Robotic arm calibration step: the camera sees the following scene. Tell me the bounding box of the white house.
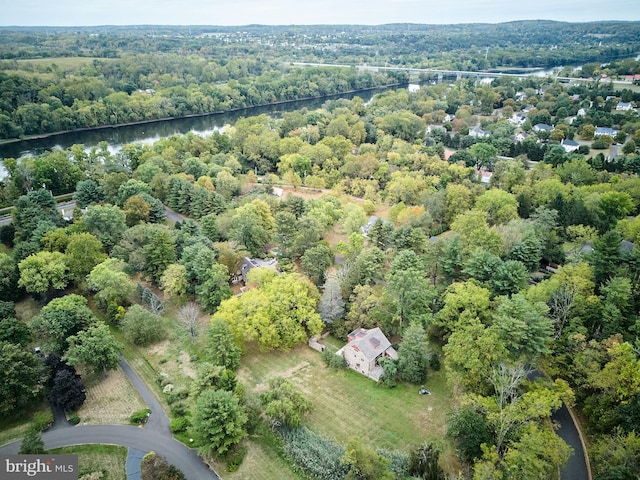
[469,126,491,138]
[594,127,619,137]
[336,328,398,381]
[616,102,633,111]
[561,139,580,153]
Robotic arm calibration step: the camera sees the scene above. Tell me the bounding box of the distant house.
[532,123,553,133]
[476,169,493,185]
[616,102,633,111]
[561,139,580,153]
[469,126,491,138]
[514,131,530,143]
[234,257,279,284]
[510,113,527,126]
[336,328,398,381]
[577,108,587,117]
[594,127,619,137]
[272,187,284,197]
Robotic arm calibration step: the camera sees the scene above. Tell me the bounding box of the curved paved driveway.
[0,357,219,480]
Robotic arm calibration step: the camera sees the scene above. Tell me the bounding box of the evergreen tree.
[397,322,430,384]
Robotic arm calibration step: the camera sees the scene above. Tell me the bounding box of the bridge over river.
[290,61,577,82]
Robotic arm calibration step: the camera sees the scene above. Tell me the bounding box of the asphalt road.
[0,357,219,480]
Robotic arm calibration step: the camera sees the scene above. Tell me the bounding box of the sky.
[2,0,639,26]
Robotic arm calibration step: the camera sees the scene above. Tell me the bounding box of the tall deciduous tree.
[48,369,86,412]
[87,258,136,309]
[65,323,121,376]
[212,273,323,351]
[228,199,275,256]
[18,251,69,297]
[0,341,45,415]
[30,294,96,354]
[192,389,247,456]
[65,232,107,283]
[121,305,165,346]
[177,302,203,343]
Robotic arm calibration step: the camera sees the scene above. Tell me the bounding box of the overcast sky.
[2,0,639,26]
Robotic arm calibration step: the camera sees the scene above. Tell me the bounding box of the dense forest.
[1,68,640,479]
[1,21,640,139]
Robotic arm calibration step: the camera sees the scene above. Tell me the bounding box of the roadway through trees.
[0,357,220,479]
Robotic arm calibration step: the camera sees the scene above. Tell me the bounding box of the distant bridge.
[289,62,577,82]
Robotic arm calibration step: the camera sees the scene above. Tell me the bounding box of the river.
[0,88,385,175]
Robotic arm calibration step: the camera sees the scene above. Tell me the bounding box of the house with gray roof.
[336,327,398,381]
[594,127,619,137]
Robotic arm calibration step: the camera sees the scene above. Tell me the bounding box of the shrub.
[68,414,81,425]
[141,452,185,480]
[378,448,410,479]
[226,445,247,472]
[279,427,348,480]
[130,408,152,425]
[170,402,189,417]
[321,349,347,369]
[121,304,165,346]
[32,411,54,432]
[170,417,190,434]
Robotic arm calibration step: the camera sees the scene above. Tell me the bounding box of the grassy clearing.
[14,57,116,68]
[238,343,460,474]
[75,366,146,425]
[49,444,127,480]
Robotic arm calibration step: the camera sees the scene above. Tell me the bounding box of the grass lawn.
[75,366,146,425]
[238,343,460,474]
[49,444,127,480]
[0,402,49,447]
[212,433,306,480]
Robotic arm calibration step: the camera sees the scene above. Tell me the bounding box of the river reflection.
[0,90,383,162]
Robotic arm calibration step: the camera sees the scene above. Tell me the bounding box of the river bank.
[0,84,401,147]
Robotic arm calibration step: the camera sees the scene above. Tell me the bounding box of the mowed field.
[236,343,460,474]
[13,57,116,68]
[50,445,127,480]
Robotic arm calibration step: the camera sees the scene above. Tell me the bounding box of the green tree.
[143,228,176,284]
[447,406,493,464]
[82,204,127,252]
[160,263,188,301]
[192,389,247,456]
[121,304,165,346]
[18,251,69,297]
[474,189,519,226]
[87,258,136,309]
[490,294,552,362]
[469,143,498,169]
[207,317,241,371]
[228,199,275,256]
[30,294,97,354]
[301,243,333,285]
[409,443,446,480]
[341,436,394,480]
[387,250,434,330]
[397,322,430,384]
[213,273,323,351]
[65,232,107,283]
[260,376,312,428]
[124,195,151,226]
[64,323,121,376]
[73,179,104,207]
[0,341,45,415]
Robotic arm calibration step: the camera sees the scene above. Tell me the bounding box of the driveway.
[0,357,219,480]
